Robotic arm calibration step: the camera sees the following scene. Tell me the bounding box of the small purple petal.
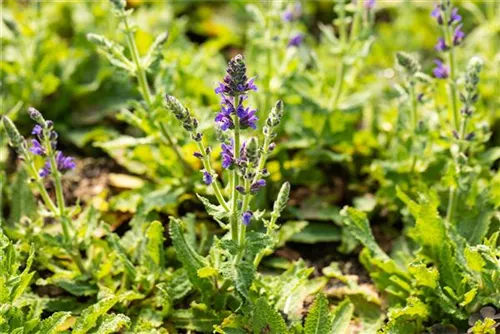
[433,59,449,79]
[203,170,213,185]
[32,125,43,137]
[242,210,253,226]
[29,139,45,156]
[287,33,304,48]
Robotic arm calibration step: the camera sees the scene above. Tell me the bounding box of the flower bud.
[110,0,126,10]
[28,107,46,126]
[246,137,259,166]
[3,16,20,36]
[2,116,25,151]
[396,52,421,75]
[273,182,290,216]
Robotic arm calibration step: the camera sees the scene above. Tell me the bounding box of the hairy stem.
[195,141,230,211]
[122,14,192,173]
[230,96,241,243]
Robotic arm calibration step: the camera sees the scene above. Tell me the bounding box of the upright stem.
[25,161,57,213]
[409,81,418,173]
[195,141,230,212]
[328,61,346,110]
[446,116,468,223]
[441,11,459,130]
[230,96,242,243]
[122,15,192,173]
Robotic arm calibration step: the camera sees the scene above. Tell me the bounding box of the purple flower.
[30,139,45,156]
[364,0,375,9]
[32,125,43,137]
[431,5,444,25]
[282,3,302,22]
[221,143,235,169]
[449,8,462,25]
[203,170,213,185]
[282,9,294,22]
[433,59,449,79]
[250,179,266,194]
[287,33,304,48]
[238,107,258,130]
[242,210,253,226]
[215,112,234,131]
[193,152,203,159]
[453,25,465,46]
[40,151,75,177]
[435,38,449,52]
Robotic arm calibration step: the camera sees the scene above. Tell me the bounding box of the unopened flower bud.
[28,107,46,126]
[246,137,259,166]
[2,116,25,152]
[273,182,290,217]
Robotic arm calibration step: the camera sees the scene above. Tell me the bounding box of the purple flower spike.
[32,125,43,137]
[215,112,234,131]
[203,170,213,185]
[453,25,465,46]
[250,179,266,194]
[287,33,304,48]
[30,139,45,156]
[435,38,449,52]
[433,59,449,79]
[242,210,253,226]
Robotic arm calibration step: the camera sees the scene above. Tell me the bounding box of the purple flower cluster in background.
[431,2,465,79]
[433,60,449,79]
[287,33,304,48]
[215,55,258,131]
[282,3,302,22]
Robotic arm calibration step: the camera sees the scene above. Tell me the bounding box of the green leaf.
[289,223,341,244]
[330,299,354,334]
[246,231,272,261]
[145,220,165,268]
[220,260,255,299]
[304,293,331,334]
[8,169,36,225]
[169,217,213,298]
[33,311,71,334]
[340,206,388,260]
[72,296,119,334]
[196,194,229,227]
[91,314,130,334]
[396,188,446,261]
[251,298,288,334]
[108,234,137,281]
[10,245,35,302]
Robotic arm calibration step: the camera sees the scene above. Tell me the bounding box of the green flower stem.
[195,140,230,212]
[409,81,419,172]
[446,116,468,223]
[24,159,58,213]
[253,213,279,268]
[230,97,242,243]
[350,0,364,42]
[122,14,192,174]
[328,61,346,110]
[442,10,460,130]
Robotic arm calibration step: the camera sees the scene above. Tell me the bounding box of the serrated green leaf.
[330,299,354,334]
[251,298,288,334]
[8,169,36,225]
[33,312,71,334]
[72,296,119,334]
[91,313,130,334]
[304,293,331,334]
[145,220,165,268]
[340,206,388,260]
[169,217,213,298]
[108,234,137,281]
[11,245,35,302]
[246,231,272,261]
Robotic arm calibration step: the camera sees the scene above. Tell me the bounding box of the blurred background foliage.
[1,0,499,248]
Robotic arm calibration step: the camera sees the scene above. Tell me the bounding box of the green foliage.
[304,293,331,334]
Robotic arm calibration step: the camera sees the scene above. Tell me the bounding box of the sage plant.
[165,54,289,294]
[2,109,85,274]
[87,0,192,178]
